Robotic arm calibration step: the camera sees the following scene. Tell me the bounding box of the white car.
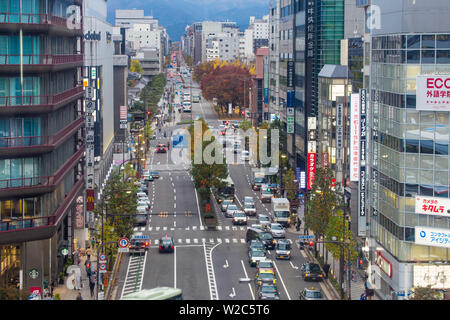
[232,211,248,225]
[244,196,255,204]
[268,223,286,238]
[138,200,150,210]
[137,192,147,198]
[226,204,239,218]
[258,214,271,229]
[137,205,148,214]
[243,203,256,216]
[241,150,249,161]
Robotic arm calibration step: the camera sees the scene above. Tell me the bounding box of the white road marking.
[174,246,177,288]
[240,260,255,300]
[194,238,198,243]
[240,239,245,243]
[186,239,191,244]
[232,238,238,243]
[156,227,160,231]
[272,260,292,300]
[200,226,205,231]
[225,239,230,243]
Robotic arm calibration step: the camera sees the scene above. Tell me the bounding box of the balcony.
[0,12,83,36]
[0,145,84,199]
[0,117,83,158]
[0,85,83,114]
[0,54,83,73]
[0,177,84,245]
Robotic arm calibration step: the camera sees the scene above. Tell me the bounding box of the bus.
[212,175,235,203]
[121,287,182,300]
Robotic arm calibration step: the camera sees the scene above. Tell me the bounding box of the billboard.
[415,196,450,217]
[350,93,360,182]
[307,153,316,189]
[415,226,450,248]
[416,75,450,111]
[358,89,367,237]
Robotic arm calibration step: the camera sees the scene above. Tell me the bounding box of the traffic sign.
[298,235,315,240]
[118,237,129,248]
[99,263,107,274]
[99,254,107,264]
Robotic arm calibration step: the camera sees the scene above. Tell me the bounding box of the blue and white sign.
[118,237,130,248]
[415,226,450,248]
[299,235,315,240]
[173,134,187,149]
[131,235,149,240]
[99,263,107,274]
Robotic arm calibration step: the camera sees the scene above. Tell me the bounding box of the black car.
[246,228,276,250]
[301,262,324,281]
[257,284,280,300]
[159,236,174,253]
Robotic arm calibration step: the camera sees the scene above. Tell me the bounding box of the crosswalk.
[133,225,248,232]
[120,252,147,299]
[145,237,247,246]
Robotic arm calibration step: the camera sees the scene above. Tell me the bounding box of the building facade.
[366,0,450,299]
[0,0,84,294]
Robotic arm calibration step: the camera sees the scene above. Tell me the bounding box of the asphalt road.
[115,66,331,301]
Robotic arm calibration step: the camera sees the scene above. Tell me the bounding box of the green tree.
[239,119,252,131]
[409,286,443,300]
[304,165,342,242]
[94,169,138,241]
[283,168,298,202]
[130,59,143,73]
[324,209,359,262]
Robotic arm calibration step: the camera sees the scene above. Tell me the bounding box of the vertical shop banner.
[75,196,84,229]
[350,93,360,181]
[358,89,367,236]
[307,153,316,189]
[287,61,294,88]
[86,189,95,211]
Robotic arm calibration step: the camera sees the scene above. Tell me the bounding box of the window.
[0,157,41,187]
[436,34,450,49]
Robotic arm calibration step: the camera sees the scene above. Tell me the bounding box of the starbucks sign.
[29,268,39,279]
[61,248,69,256]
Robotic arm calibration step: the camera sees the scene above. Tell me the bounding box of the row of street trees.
[130,73,166,115]
[188,119,228,226]
[193,60,255,116]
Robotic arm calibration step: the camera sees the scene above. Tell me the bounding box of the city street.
[114,66,333,301]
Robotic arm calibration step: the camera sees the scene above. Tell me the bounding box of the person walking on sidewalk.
[89,273,96,298]
[323,263,330,279]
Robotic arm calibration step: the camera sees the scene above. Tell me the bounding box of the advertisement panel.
[415,196,450,217]
[86,189,95,211]
[287,61,294,88]
[358,89,367,236]
[350,93,360,181]
[415,226,450,248]
[416,74,450,111]
[307,153,316,189]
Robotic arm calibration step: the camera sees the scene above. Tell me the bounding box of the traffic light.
[241,111,245,116]
[308,241,314,247]
[147,111,151,115]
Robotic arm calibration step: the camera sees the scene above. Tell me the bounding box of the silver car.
[221,199,233,212]
[226,204,239,218]
[244,196,255,204]
[258,214,271,229]
[232,210,248,225]
[269,223,286,238]
[275,239,292,260]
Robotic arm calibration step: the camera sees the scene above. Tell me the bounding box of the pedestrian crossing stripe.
[154,240,159,244]
[192,226,197,230]
[186,239,191,244]
[163,227,167,231]
[209,239,214,243]
[225,239,230,243]
[194,239,198,243]
[225,226,230,230]
[232,226,237,230]
[232,239,238,243]
[240,239,245,243]
[178,239,182,243]
[200,226,205,230]
[217,226,222,230]
[217,238,222,243]
[156,227,160,231]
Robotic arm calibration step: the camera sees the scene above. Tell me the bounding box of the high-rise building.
[0,0,84,292]
[366,0,450,299]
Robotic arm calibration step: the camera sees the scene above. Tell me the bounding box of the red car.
[156,144,168,153]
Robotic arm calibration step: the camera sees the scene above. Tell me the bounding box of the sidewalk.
[53,253,97,300]
[287,224,378,300]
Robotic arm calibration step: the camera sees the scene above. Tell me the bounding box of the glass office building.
[367,0,450,299]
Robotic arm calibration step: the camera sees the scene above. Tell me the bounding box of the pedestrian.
[89,274,96,298]
[360,292,367,300]
[76,292,83,300]
[75,272,82,290]
[296,216,302,231]
[323,263,330,279]
[86,247,91,260]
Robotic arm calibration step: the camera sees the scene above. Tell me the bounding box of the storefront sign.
[120,106,127,120]
[415,196,450,217]
[358,89,367,236]
[75,196,84,229]
[375,250,393,278]
[416,74,450,111]
[350,93,360,181]
[86,189,95,211]
[287,61,294,88]
[413,264,450,289]
[84,31,101,41]
[307,153,316,189]
[336,103,343,150]
[415,226,450,248]
[29,269,39,279]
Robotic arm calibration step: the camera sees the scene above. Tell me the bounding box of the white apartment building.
[126,23,161,51]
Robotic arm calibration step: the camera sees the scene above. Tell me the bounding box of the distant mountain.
[106,0,270,40]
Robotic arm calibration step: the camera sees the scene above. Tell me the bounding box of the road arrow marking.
[229,287,236,298]
[223,260,229,269]
[290,261,299,270]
